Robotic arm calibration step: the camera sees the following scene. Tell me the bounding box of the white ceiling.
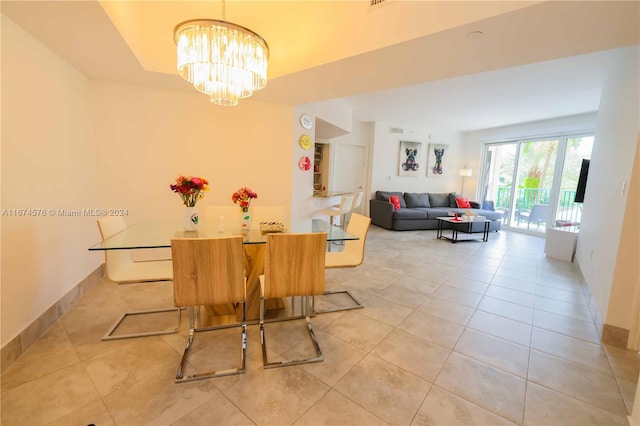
[2,1,638,133]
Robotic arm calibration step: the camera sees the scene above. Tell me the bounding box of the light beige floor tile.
[371,329,449,382]
[535,285,587,305]
[524,381,628,425]
[442,276,489,294]
[171,390,254,425]
[534,295,593,321]
[435,352,526,424]
[399,311,465,349]
[83,337,182,397]
[299,330,367,387]
[395,275,441,294]
[1,322,79,391]
[490,275,537,294]
[224,367,329,425]
[485,285,535,307]
[494,267,538,284]
[477,296,534,324]
[102,369,217,425]
[617,376,637,414]
[454,329,529,377]
[334,354,430,425]
[1,363,101,426]
[467,310,532,346]
[412,386,515,426]
[530,327,611,373]
[46,400,114,426]
[294,389,388,425]
[417,296,475,325]
[528,350,627,414]
[451,269,495,285]
[431,285,483,308]
[377,283,430,308]
[532,310,599,343]
[604,344,640,382]
[322,310,393,351]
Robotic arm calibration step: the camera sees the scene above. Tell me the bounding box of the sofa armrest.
[469,201,481,209]
[369,199,394,229]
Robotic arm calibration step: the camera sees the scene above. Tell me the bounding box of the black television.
[574,159,590,203]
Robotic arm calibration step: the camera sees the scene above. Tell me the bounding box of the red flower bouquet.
[170,175,209,207]
[232,187,258,212]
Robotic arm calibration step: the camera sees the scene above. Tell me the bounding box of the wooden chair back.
[262,233,327,299]
[342,213,371,266]
[171,237,245,307]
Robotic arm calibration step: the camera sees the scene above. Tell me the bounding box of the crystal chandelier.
[173,4,268,106]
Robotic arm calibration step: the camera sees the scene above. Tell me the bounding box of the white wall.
[577,46,640,329]
[1,15,295,347]
[90,81,294,227]
[370,122,467,198]
[1,16,101,345]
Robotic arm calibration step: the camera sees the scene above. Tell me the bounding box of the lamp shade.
[460,168,473,177]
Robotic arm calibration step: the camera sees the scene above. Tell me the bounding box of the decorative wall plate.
[298,156,311,171]
[299,134,312,150]
[300,113,313,129]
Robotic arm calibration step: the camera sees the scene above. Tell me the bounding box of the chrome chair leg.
[260,295,323,369]
[175,304,247,383]
[314,289,364,314]
[102,307,182,341]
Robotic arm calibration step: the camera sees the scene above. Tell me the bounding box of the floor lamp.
[460,168,472,195]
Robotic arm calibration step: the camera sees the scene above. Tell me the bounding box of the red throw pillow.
[455,197,471,208]
[389,195,401,210]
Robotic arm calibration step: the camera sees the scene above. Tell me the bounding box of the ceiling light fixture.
[173,0,269,106]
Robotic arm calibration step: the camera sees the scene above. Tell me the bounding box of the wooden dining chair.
[97,217,180,340]
[318,213,371,313]
[259,232,327,368]
[171,236,247,382]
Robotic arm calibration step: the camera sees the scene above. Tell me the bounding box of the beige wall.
[1,15,295,346]
[1,16,101,345]
[578,46,640,329]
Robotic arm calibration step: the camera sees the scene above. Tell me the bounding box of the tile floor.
[2,227,639,425]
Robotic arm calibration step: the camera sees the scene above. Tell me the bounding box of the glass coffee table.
[436,217,491,243]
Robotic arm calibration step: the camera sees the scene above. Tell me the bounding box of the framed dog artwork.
[398,141,423,177]
[427,143,449,177]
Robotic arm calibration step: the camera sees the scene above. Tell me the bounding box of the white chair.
[350,191,364,214]
[319,213,371,313]
[97,217,180,340]
[171,236,247,382]
[317,195,354,229]
[259,232,327,368]
[251,206,286,229]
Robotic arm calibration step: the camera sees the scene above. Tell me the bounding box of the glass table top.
[89,219,358,251]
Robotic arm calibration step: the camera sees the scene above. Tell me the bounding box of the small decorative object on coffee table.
[437,216,491,243]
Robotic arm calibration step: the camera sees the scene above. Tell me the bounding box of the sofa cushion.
[389,195,401,210]
[429,193,450,207]
[448,192,463,207]
[424,208,453,219]
[376,191,407,208]
[404,192,431,208]
[393,209,428,220]
[455,197,471,208]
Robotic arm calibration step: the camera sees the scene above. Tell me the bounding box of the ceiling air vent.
[371,0,386,5]
[389,126,403,134]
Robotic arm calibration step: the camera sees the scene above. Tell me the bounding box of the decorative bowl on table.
[259,221,286,233]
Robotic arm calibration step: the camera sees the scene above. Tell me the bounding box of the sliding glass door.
[480,133,593,235]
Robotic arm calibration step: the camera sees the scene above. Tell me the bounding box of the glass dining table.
[89,219,358,321]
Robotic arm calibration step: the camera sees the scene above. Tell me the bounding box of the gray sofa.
[370,191,503,231]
